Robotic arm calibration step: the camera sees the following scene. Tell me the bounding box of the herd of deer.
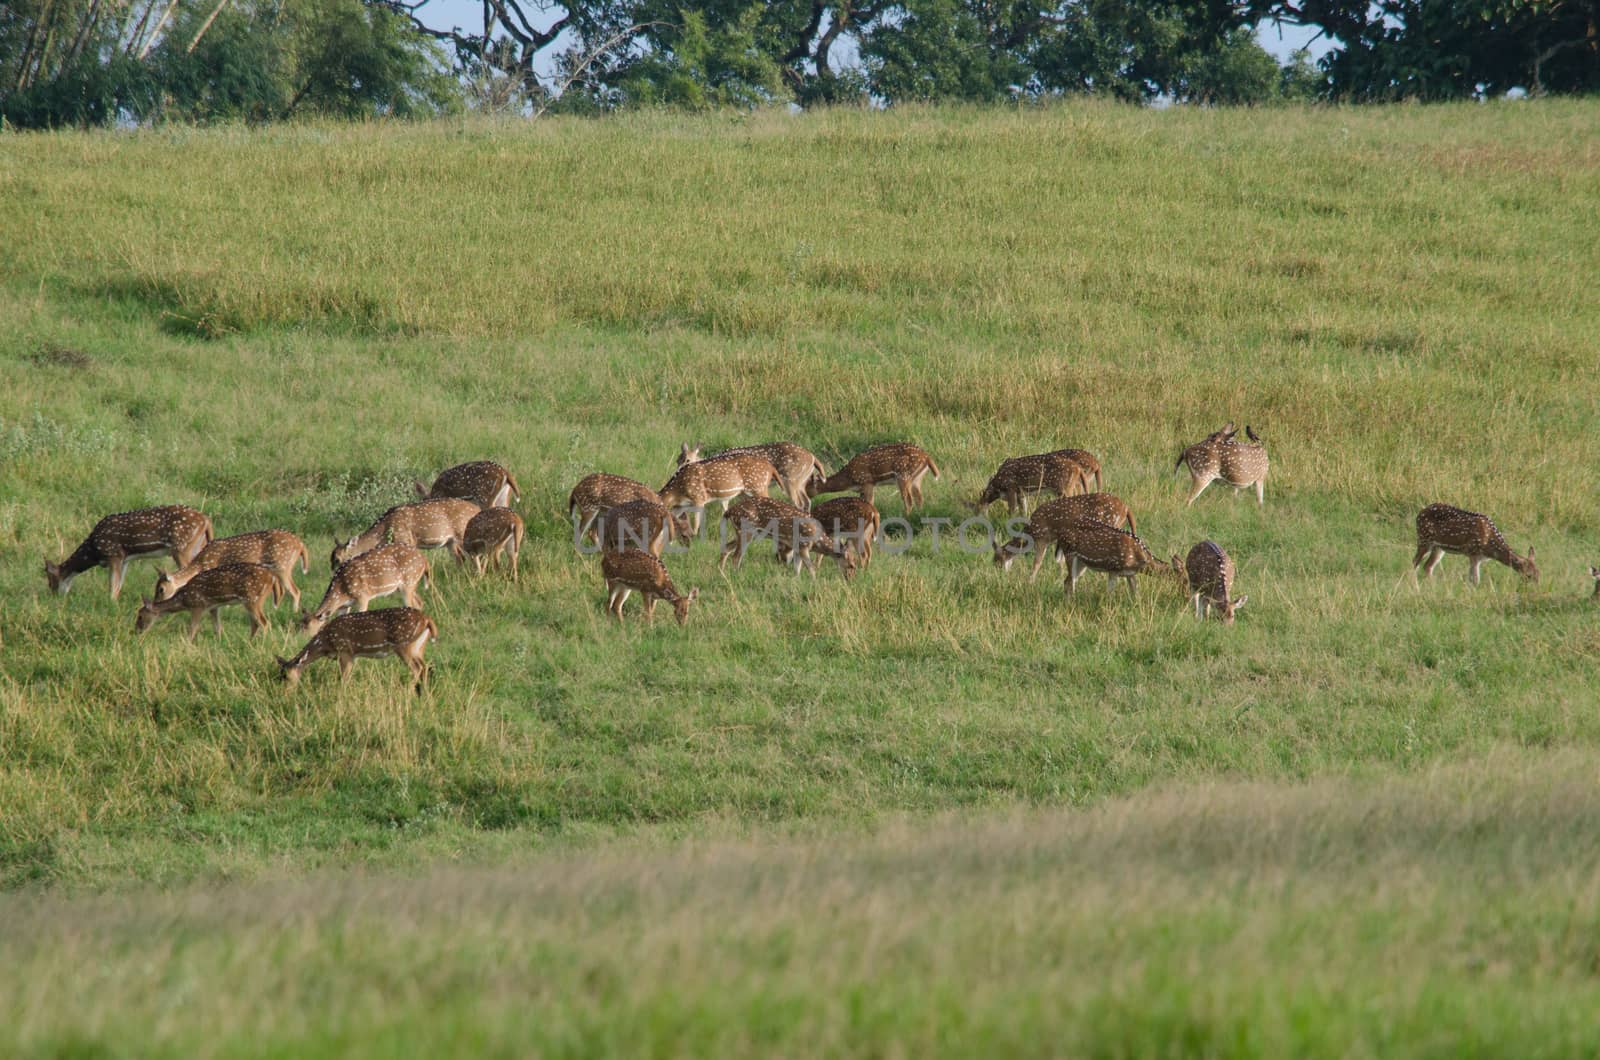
[40,422,1556,688]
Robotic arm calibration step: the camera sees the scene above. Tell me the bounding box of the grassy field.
[7,753,1600,1057]
[2,100,1600,1052]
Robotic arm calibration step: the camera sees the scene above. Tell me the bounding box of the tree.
[1251,0,1600,99]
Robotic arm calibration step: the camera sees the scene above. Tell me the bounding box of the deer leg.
[108,556,128,600]
[247,600,266,638]
[1185,473,1214,507]
[1255,479,1265,506]
[355,594,371,613]
[338,654,354,681]
[643,595,657,623]
[1124,575,1137,597]
[1029,543,1049,583]
[1193,593,1204,619]
[1411,542,1430,577]
[1469,556,1484,586]
[509,545,520,583]
[858,482,875,507]
[212,607,223,636]
[281,571,301,609]
[1066,555,1085,595]
[185,609,203,641]
[1424,548,1445,578]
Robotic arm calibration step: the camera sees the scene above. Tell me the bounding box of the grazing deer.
[660,452,781,537]
[154,529,309,609]
[808,443,940,513]
[678,442,828,511]
[1058,520,1177,597]
[415,461,520,509]
[994,493,1137,578]
[1412,504,1538,586]
[1176,422,1269,506]
[1185,541,1247,623]
[567,473,665,544]
[595,498,690,559]
[721,496,859,579]
[301,543,430,636]
[802,497,880,568]
[45,505,213,600]
[136,563,281,640]
[972,451,1091,516]
[601,549,699,625]
[462,507,525,580]
[331,497,479,567]
[277,607,438,691]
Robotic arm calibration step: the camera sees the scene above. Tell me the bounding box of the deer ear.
[688,587,700,602]
[141,596,152,607]
[1233,595,1248,610]
[1527,546,1536,560]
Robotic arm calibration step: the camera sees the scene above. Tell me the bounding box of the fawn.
[678,442,827,511]
[601,549,699,625]
[1176,423,1269,506]
[567,473,665,544]
[1185,541,1247,623]
[808,443,940,513]
[659,452,782,537]
[331,497,479,567]
[1413,504,1538,585]
[595,498,690,558]
[278,607,438,691]
[721,496,859,579]
[154,529,309,609]
[45,505,213,600]
[994,493,1137,578]
[462,507,525,580]
[302,542,431,635]
[803,496,880,568]
[415,461,521,509]
[1058,520,1177,596]
[973,451,1091,516]
[136,563,281,640]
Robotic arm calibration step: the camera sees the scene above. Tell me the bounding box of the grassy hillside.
[2,102,1599,897]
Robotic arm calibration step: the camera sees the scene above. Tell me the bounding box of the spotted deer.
[136,563,281,640]
[972,451,1091,516]
[1412,504,1538,586]
[1176,423,1268,506]
[277,607,437,691]
[301,543,431,636]
[567,473,664,544]
[720,496,859,579]
[994,493,1137,578]
[45,505,213,599]
[462,507,525,580]
[799,497,880,568]
[808,443,940,513]
[678,442,827,510]
[660,452,781,536]
[1058,521,1177,597]
[1185,541,1247,623]
[331,497,479,567]
[595,498,691,559]
[600,549,699,625]
[415,461,521,509]
[154,529,309,609]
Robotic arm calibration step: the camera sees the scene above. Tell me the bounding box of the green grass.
[7,753,1600,1057]
[2,100,1600,1053]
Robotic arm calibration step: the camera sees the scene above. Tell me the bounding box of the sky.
[411,0,1336,83]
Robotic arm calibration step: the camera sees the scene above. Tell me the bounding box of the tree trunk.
[135,0,181,60]
[185,0,228,53]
